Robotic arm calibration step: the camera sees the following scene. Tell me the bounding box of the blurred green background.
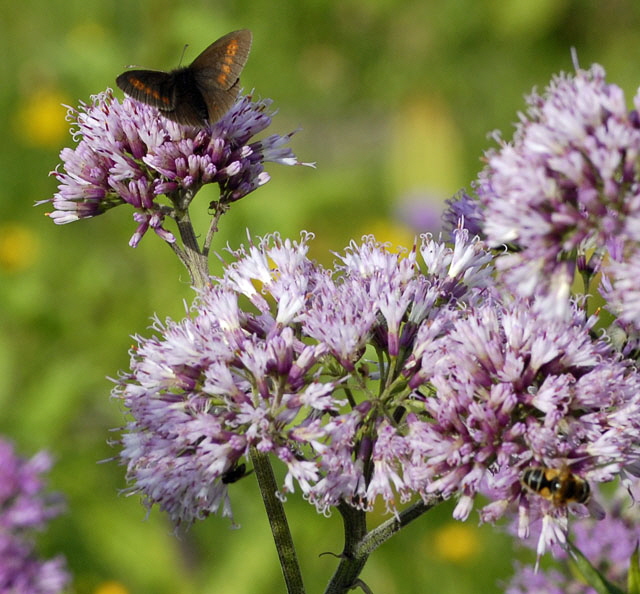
[2,1,640,593]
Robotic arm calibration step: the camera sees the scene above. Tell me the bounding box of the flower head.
[404,297,640,557]
[476,62,640,310]
[113,231,496,525]
[44,90,310,246]
[0,439,70,594]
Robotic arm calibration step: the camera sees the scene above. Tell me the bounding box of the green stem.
[172,207,210,289]
[376,348,387,396]
[203,200,229,258]
[324,497,442,594]
[323,503,368,594]
[250,448,306,594]
[357,498,440,554]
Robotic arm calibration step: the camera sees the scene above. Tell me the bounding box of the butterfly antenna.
[178,44,189,67]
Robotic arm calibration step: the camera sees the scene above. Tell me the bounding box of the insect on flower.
[221,463,253,484]
[521,466,591,507]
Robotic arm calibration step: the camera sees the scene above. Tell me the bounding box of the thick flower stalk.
[0,439,70,594]
[472,61,640,316]
[113,229,640,567]
[43,90,309,247]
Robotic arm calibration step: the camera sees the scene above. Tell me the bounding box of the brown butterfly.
[116,29,252,126]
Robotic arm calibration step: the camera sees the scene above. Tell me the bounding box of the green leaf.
[568,542,626,594]
[628,544,640,594]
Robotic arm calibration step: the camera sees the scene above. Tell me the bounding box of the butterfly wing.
[190,30,252,90]
[116,70,177,110]
[190,30,252,124]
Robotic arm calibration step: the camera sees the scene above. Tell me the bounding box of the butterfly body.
[116,29,252,126]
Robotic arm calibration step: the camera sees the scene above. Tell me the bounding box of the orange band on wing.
[216,39,240,86]
[129,77,171,105]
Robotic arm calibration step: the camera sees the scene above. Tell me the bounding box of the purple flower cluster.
[405,297,640,557]
[113,231,495,525]
[506,480,640,593]
[0,439,69,594]
[113,230,640,550]
[470,62,640,317]
[44,90,309,246]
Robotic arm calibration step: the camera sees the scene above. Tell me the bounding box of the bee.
[521,466,590,506]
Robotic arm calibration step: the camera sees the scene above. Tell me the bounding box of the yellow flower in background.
[0,223,39,272]
[16,88,70,148]
[432,522,480,563]
[361,219,416,253]
[94,581,130,594]
[390,95,463,201]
